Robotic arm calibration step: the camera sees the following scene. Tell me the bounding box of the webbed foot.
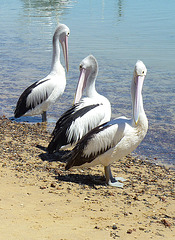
[107,179,124,188]
[114,176,127,182]
[104,165,126,188]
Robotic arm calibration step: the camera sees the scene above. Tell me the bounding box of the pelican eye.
[142,70,144,74]
[79,65,83,70]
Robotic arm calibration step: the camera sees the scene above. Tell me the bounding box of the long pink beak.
[61,35,69,72]
[74,68,87,104]
[134,75,145,124]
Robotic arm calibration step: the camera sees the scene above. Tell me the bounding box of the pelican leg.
[104,165,126,188]
[42,111,47,122]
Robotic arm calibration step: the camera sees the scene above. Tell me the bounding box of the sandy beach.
[0,117,174,240]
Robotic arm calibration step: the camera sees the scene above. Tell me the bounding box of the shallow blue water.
[0,0,174,167]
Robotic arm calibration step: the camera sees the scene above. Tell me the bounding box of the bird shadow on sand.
[55,173,106,188]
[36,145,106,187]
[36,144,69,163]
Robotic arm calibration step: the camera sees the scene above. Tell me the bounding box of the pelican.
[14,23,70,122]
[64,60,148,188]
[47,55,111,153]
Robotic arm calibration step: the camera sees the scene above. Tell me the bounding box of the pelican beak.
[61,35,69,72]
[73,68,87,104]
[134,75,145,125]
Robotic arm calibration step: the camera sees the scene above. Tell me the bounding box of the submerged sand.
[0,117,174,240]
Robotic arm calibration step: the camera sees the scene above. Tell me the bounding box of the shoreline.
[8,115,175,170]
[0,117,174,239]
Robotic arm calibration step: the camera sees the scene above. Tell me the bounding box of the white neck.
[86,66,99,98]
[51,38,61,73]
[132,92,148,134]
[86,80,98,97]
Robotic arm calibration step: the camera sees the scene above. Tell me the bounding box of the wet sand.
[0,117,174,240]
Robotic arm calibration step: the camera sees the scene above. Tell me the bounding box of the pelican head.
[132,60,147,125]
[74,55,98,104]
[54,23,70,72]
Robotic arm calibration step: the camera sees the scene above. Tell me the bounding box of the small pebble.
[50,182,56,188]
[127,229,132,234]
[133,195,139,200]
[160,196,166,202]
[94,226,99,229]
[161,219,171,228]
[112,224,117,230]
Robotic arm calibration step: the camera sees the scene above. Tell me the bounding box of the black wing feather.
[65,122,112,170]
[47,104,100,153]
[14,79,49,118]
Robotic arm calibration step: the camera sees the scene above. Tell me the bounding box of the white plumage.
[47,55,111,153]
[66,97,110,142]
[65,60,148,188]
[14,23,70,122]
